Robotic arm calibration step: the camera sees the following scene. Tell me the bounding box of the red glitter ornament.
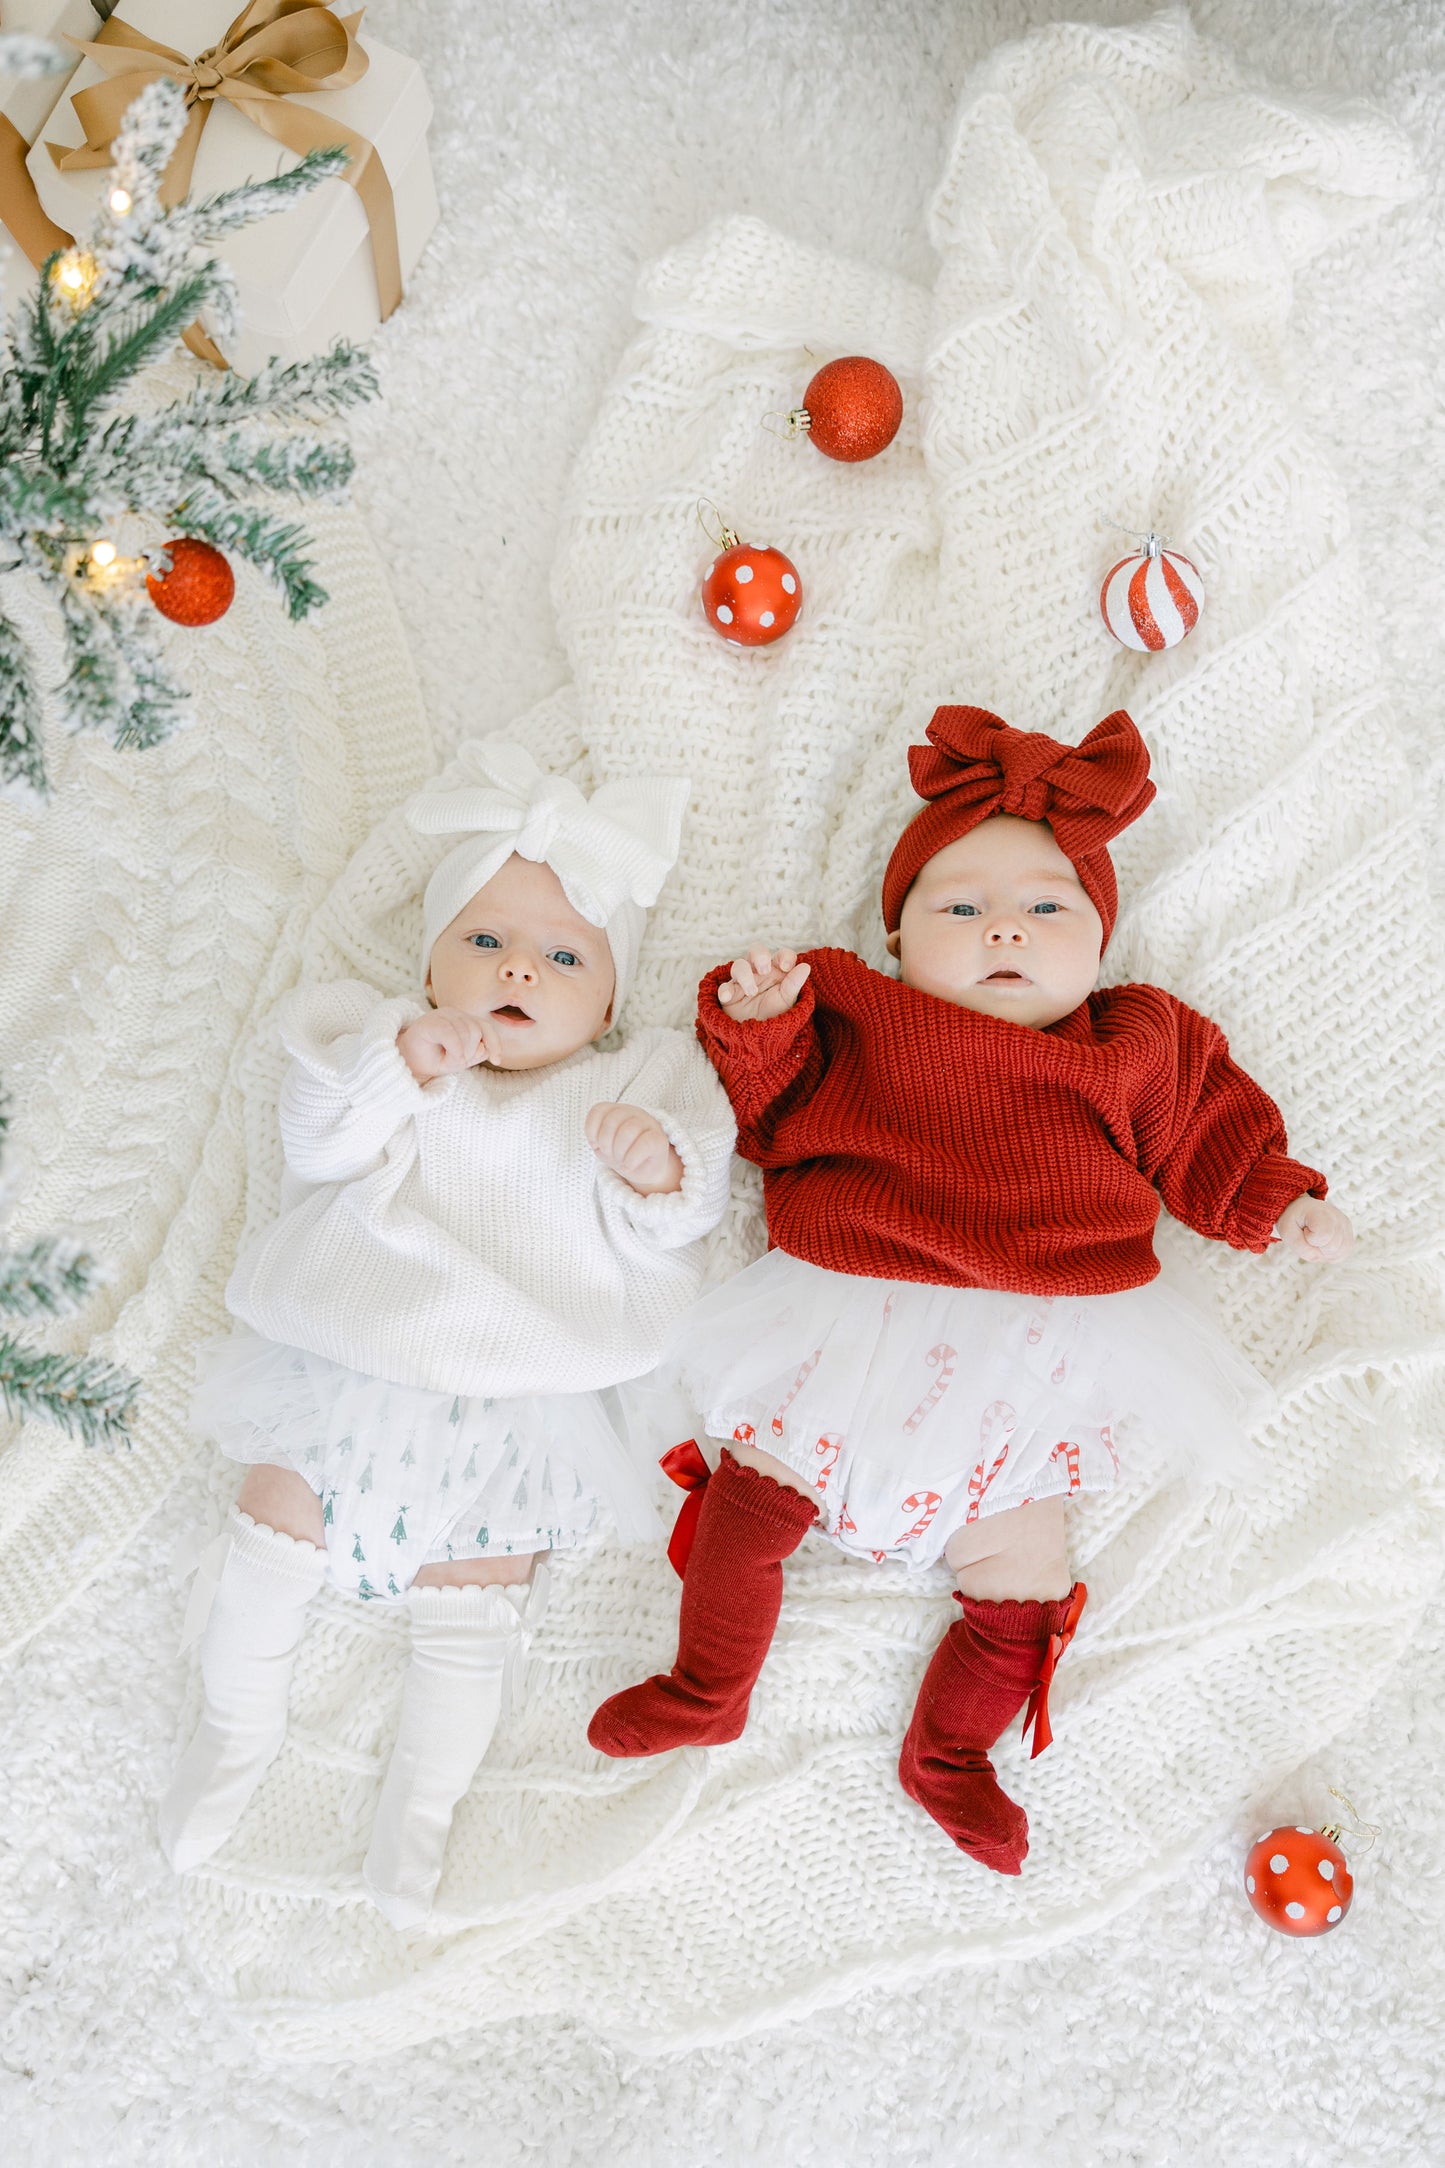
[782,355,903,462]
[1244,1823,1355,1938]
[146,538,235,626]
[699,508,801,647]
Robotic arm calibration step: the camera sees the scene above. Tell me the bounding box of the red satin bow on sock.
[659,1440,711,1577]
[1021,1581,1089,1758]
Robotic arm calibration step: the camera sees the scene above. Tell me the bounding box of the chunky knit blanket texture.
[2,7,1440,2062]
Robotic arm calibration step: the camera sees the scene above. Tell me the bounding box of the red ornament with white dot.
[700,523,802,647]
[1244,1823,1353,1938]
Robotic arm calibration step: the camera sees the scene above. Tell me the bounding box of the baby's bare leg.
[414,1550,538,1588]
[944,1496,1071,1601]
[728,1436,814,1497]
[236,1462,325,1544]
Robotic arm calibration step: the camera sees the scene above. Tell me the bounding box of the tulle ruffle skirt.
[191,1329,662,1601]
[654,1251,1271,1571]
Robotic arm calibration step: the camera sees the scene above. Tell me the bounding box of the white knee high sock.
[158,1508,326,1873]
[362,1580,535,1931]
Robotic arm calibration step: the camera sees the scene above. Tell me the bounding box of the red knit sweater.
[697,948,1327,1297]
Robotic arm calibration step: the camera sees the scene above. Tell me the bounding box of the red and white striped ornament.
[1100,532,1203,652]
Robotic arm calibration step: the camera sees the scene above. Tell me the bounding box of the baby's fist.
[397,1007,498,1083]
[717,946,811,1023]
[586,1101,683,1197]
[1275,1194,1354,1264]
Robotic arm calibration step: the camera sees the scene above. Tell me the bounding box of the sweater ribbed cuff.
[353,999,455,1117]
[1229,1152,1328,1252]
[597,1103,726,1246]
[697,963,816,1065]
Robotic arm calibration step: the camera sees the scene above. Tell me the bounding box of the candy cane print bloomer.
[901,1343,957,1435]
[898,1490,944,1547]
[813,1434,842,1492]
[1049,1438,1082,1494]
[964,1400,1017,1524]
[769,1350,822,1437]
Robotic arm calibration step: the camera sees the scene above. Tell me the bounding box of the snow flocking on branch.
[0,75,380,799]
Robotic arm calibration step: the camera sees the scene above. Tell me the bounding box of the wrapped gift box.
[1,0,102,143]
[27,0,437,371]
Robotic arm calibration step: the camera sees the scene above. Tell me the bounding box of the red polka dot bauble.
[146,538,235,626]
[789,355,902,462]
[700,527,802,647]
[1244,1824,1353,1938]
[1100,532,1203,651]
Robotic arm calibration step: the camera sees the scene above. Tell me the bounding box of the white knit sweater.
[224,979,737,1397]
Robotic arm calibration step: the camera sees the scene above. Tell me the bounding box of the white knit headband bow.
[406,737,691,1000]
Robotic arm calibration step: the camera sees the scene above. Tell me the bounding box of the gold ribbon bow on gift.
[47,0,402,361]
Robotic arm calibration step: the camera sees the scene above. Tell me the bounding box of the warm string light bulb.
[108,188,132,216]
[51,248,98,308]
[76,537,141,596]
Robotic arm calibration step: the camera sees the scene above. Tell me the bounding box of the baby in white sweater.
[159,739,735,1926]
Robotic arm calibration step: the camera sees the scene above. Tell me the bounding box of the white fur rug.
[3,2,1444,2162]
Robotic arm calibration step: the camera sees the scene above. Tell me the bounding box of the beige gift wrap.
[0,0,100,142]
[27,0,437,371]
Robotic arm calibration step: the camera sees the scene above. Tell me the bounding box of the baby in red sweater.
[589,706,1353,1873]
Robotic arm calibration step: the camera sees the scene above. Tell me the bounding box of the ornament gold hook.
[696,498,739,552]
[1322,1787,1381,1855]
[760,407,811,442]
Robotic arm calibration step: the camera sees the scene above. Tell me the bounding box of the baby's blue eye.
[949,903,980,917]
[469,933,500,948]
[1030,902,1060,915]
[549,948,581,969]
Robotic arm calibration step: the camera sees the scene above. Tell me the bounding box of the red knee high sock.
[899,1584,1087,1876]
[588,1451,818,1757]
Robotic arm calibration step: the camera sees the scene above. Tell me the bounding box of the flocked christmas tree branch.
[0,73,379,794]
[0,1089,138,1449]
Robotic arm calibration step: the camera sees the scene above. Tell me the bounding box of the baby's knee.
[726,1436,815,1500]
[945,1497,1071,1602]
[412,1551,543,1590]
[236,1463,325,1547]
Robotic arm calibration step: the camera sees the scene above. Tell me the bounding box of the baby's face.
[426,853,616,1070]
[887,815,1103,1029]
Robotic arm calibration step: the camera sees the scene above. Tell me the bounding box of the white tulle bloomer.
[191,1329,662,1601]
[658,1252,1272,1571]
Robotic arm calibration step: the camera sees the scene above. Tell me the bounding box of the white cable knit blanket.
[11,7,1440,2061]
[0,501,434,1655]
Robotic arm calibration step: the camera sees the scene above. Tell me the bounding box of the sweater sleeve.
[694,960,827,1165]
[593,1028,738,1253]
[276,980,451,1185]
[1139,996,1328,1252]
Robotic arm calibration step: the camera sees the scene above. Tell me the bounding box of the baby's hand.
[1274,1194,1355,1264]
[716,946,811,1023]
[586,1101,684,1196]
[397,1006,501,1083]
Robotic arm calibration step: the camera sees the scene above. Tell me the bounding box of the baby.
[160,738,735,1926]
[590,706,1352,1874]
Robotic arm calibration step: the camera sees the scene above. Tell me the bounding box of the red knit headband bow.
[881,706,1156,943]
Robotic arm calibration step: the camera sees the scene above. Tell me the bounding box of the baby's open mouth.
[981,968,1030,983]
[491,1002,533,1022]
